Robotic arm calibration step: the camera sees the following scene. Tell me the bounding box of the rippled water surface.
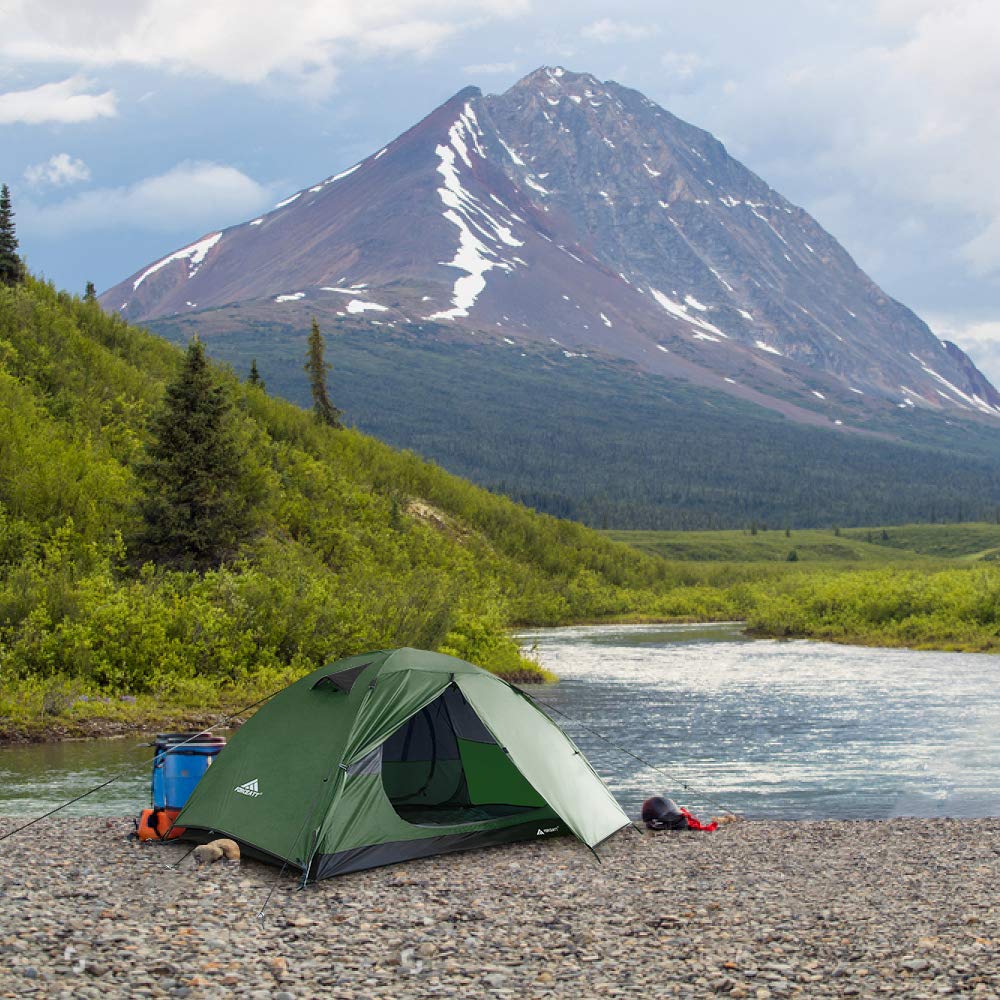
[0,735,163,818]
[2,624,998,820]
[516,624,1000,820]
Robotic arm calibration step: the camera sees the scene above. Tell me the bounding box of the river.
[2,624,998,820]
[516,623,1000,820]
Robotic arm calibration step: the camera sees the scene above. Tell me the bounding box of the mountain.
[103,65,1000,422]
[99,67,1000,528]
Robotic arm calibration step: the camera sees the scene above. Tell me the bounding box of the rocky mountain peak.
[99,67,1000,423]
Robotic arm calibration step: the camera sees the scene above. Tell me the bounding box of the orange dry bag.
[136,807,184,841]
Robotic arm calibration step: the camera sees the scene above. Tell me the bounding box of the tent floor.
[392,802,546,826]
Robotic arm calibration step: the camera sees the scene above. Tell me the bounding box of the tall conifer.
[0,184,23,287]
[84,280,96,302]
[304,317,342,428]
[248,358,265,391]
[138,338,259,568]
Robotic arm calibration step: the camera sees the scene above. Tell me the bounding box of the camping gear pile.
[135,732,226,841]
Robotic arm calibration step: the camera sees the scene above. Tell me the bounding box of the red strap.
[680,807,718,832]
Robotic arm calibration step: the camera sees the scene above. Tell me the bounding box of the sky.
[2,0,999,384]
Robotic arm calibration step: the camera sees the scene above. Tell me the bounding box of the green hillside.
[842,523,1000,560]
[0,278,679,737]
[2,279,999,740]
[605,523,1000,564]
[603,528,918,563]
[605,524,1000,652]
[152,316,1000,530]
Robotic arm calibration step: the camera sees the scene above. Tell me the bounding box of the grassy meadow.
[605,524,1000,652]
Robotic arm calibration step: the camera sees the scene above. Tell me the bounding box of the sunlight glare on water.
[515,623,1000,821]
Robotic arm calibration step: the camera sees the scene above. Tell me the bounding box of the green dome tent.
[175,648,630,879]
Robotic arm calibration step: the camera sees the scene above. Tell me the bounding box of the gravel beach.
[0,816,996,998]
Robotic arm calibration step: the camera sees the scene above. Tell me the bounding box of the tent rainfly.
[175,648,630,879]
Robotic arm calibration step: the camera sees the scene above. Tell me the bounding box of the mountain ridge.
[101,65,1000,432]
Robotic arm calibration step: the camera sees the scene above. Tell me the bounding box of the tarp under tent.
[175,648,630,879]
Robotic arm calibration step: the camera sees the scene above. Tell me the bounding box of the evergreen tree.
[304,317,342,428]
[0,183,23,287]
[84,281,96,302]
[248,358,265,391]
[137,338,260,568]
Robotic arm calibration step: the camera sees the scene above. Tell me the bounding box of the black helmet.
[641,795,686,830]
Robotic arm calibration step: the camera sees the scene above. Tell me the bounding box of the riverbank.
[0,817,995,997]
[0,682,270,746]
[0,657,553,745]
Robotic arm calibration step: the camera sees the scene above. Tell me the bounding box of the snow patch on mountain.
[755,341,783,356]
[427,103,525,321]
[915,358,1000,414]
[495,132,525,166]
[650,288,726,339]
[709,267,733,292]
[747,204,789,246]
[346,299,387,314]
[132,232,222,291]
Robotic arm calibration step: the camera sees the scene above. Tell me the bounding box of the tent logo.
[235,778,261,798]
[536,825,559,836]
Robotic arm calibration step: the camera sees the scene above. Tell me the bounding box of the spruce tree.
[138,338,259,568]
[0,184,23,287]
[248,358,265,391]
[84,280,96,302]
[304,317,342,428]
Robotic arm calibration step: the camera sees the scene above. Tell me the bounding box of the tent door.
[379,686,546,826]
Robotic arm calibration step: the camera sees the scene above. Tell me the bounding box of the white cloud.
[700,0,1000,278]
[961,217,1000,276]
[24,153,91,187]
[0,76,117,124]
[660,50,707,83]
[462,61,517,76]
[23,161,276,235]
[0,0,529,96]
[581,18,657,43]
